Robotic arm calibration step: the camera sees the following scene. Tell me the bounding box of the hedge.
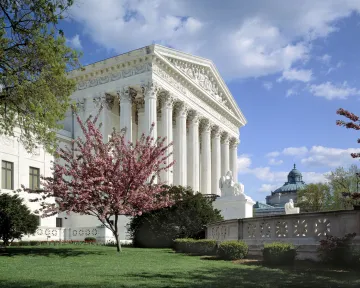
[263,242,296,265]
[173,238,217,255]
[217,240,248,260]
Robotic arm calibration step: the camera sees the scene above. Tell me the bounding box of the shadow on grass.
[0,247,105,258]
[0,264,359,288]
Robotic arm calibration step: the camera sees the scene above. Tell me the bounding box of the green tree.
[127,185,223,248]
[0,0,81,153]
[296,183,333,212]
[0,193,38,246]
[325,165,360,210]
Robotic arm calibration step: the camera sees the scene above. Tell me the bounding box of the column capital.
[221,132,230,144]
[117,86,136,103]
[199,118,211,133]
[174,101,189,118]
[211,125,222,139]
[187,110,200,125]
[230,137,240,147]
[93,92,107,108]
[159,91,175,109]
[142,81,160,99]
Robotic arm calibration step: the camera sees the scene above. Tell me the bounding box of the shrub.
[217,241,248,260]
[128,185,223,248]
[84,237,96,243]
[173,238,217,255]
[263,242,296,265]
[318,233,357,266]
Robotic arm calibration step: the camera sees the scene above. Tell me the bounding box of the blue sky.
[60,0,360,202]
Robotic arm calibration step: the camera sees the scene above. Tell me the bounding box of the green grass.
[0,245,359,288]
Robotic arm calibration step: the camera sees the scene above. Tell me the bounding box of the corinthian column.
[230,137,240,183]
[221,133,230,176]
[200,119,211,194]
[174,102,188,186]
[118,87,134,143]
[160,92,174,184]
[187,110,200,193]
[211,126,221,195]
[135,99,145,140]
[143,81,158,140]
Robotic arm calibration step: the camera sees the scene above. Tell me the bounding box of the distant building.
[253,164,306,217]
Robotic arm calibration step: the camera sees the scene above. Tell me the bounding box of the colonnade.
[108,83,239,195]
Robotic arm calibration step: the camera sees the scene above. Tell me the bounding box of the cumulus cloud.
[67,0,360,79]
[278,68,313,82]
[263,81,273,90]
[237,154,252,172]
[66,34,82,49]
[266,151,280,158]
[269,158,283,166]
[286,88,298,97]
[301,146,360,168]
[309,82,360,100]
[258,184,280,193]
[283,146,308,156]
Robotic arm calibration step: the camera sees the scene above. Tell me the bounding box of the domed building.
[266,164,307,207]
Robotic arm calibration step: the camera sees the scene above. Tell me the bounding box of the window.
[56,218,63,228]
[1,161,13,189]
[29,167,40,190]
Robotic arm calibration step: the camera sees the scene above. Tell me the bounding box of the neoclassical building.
[0,44,246,242]
[64,44,247,194]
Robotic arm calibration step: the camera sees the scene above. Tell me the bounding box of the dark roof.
[273,164,306,194]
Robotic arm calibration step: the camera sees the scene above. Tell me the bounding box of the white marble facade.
[0,44,247,242]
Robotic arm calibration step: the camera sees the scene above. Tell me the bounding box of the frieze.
[76,62,152,90]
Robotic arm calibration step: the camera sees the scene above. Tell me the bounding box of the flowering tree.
[336,108,360,203]
[22,106,175,252]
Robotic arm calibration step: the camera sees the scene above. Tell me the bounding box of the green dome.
[273,164,306,194]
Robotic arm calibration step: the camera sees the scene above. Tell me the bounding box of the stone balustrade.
[206,210,360,260]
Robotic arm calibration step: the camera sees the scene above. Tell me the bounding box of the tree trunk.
[114,214,122,253]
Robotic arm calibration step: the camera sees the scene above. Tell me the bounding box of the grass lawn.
[0,245,359,288]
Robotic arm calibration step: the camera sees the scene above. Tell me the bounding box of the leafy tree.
[325,165,360,210]
[0,0,81,153]
[127,185,223,248]
[296,183,333,212]
[0,193,38,246]
[336,108,360,204]
[21,107,175,253]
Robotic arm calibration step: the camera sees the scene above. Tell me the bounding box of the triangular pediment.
[153,45,247,126]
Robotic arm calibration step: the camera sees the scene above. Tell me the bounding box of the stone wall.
[206,210,360,260]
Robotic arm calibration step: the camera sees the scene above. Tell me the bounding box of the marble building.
[0,44,247,242]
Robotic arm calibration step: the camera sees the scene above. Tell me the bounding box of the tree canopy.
[0,0,81,153]
[0,193,38,246]
[296,183,333,212]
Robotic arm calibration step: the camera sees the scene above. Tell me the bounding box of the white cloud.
[269,158,283,166]
[319,54,331,64]
[266,151,280,158]
[67,0,360,79]
[258,184,280,193]
[283,146,308,156]
[301,146,360,168]
[66,34,82,49]
[278,68,313,82]
[326,61,344,75]
[309,82,360,100]
[286,88,298,97]
[263,81,273,90]
[237,154,252,172]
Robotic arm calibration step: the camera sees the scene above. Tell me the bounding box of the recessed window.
[29,167,40,190]
[56,218,63,228]
[1,161,14,190]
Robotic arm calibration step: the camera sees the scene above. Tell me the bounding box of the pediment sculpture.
[219,171,244,197]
